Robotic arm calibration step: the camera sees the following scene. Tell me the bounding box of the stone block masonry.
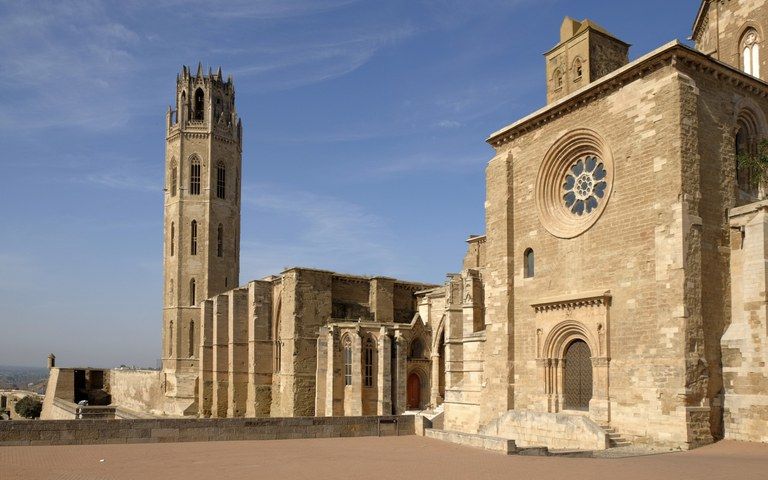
[0,415,414,447]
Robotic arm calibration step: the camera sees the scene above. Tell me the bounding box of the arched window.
[573,58,583,78]
[410,338,424,359]
[217,224,223,258]
[554,69,564,88]
[170,160,177,197]
[190,220,197,255]
[742,29,761,78]
[343,336,353,386]
[274,341,282,373]
[524,248,535,278]
[189,278,196,306]
[363,337,375,388]
[194,88,205,120]
[189,156,201,195]
[216,162,226,199]
[170,222,175,256]
[168,320,174,356]
[188,320,195,358]
[735,110,762,198]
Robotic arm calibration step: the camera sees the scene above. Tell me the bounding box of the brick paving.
[1,436,766,480]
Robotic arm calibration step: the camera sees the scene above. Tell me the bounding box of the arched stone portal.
[563,340,592,411]
[532,291,611,422]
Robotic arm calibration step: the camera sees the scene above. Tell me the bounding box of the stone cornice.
[692,0,710,40]
[531,290,612,312]
[487,40,768,148]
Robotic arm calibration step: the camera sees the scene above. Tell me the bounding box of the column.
[315,326,328,416]
[227,288,248,417]
[430,352,441,407]
[211,294,229,418]
[198,300,214,417]
[325,328,339,416]
[347,331,363,416]
[377,329,392,415]
[394,332,407,414]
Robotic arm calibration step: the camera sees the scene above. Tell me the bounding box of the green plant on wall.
[737,139,768,197]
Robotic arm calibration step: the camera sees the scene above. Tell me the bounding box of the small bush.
[14,396,42,419]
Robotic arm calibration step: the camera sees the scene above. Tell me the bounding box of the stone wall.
[480,410,608,451]
[107,370,166,416]
[0,415,414,447]
[722,201,768,442]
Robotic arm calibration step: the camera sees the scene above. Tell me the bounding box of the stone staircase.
[599,424,631,448]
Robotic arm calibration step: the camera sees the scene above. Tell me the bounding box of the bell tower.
[162,63,242,414]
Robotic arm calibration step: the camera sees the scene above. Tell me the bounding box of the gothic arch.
[737,23,764,77]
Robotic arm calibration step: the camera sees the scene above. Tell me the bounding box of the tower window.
[554,69,564,88]
[170,161,177,197]
[217,224,223,258]
[524,248,535,278]
[343,336,352,386]
[742,29,761,78]
[194,88,204,121]
[188,320,195,358]
[275,341,282,373]
[168,320,174,357]
[363,337,375,388]
[189,278,196,306]
[170,222,175,256]
[191,220,198,255]
[216,162,226,199]
[573,58,583,79]
[190,157,201,195]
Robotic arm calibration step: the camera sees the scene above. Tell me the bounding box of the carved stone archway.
[532,291,611,422]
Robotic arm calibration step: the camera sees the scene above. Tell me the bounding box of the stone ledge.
[425,429,518,455]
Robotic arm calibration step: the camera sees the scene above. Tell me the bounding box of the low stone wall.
[425,429,517,454]
[0,415,414,446]
[480,410,608,451]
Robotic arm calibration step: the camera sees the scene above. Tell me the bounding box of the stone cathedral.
[41,0,768,451]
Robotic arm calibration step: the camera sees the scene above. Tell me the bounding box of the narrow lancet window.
[170,222,175,256]
[363,337,375,387]
[524,248,535,278]
[217,224,223,257]
[194,88,204,120]
[188,320,195,358]
[189,278,196,306]
[191,220,198,255]
[343,336,353,386]
[190,157,201,195]
[216,162,226,199]
[170,161,177,197]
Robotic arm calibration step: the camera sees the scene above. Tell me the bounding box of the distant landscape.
[0,366,49,394]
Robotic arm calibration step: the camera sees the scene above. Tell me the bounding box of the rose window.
[562,155,607,216]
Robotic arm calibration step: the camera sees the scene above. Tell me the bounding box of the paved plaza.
[1,436,767,480]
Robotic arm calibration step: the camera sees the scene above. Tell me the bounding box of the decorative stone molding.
[536,131,614,239]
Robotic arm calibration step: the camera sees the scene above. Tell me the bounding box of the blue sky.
[0,0,695,368]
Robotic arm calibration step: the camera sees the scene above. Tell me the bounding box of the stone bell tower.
[162,63,242,415]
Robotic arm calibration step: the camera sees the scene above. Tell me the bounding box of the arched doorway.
[407,373,421,409]
[563,340,592,411]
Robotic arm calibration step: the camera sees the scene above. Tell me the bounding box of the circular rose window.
[535,129,613,238]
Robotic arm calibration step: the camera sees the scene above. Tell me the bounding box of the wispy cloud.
[150,0,360,20]
[240,184,402,278]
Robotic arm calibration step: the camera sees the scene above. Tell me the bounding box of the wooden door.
[407,373,421,409]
